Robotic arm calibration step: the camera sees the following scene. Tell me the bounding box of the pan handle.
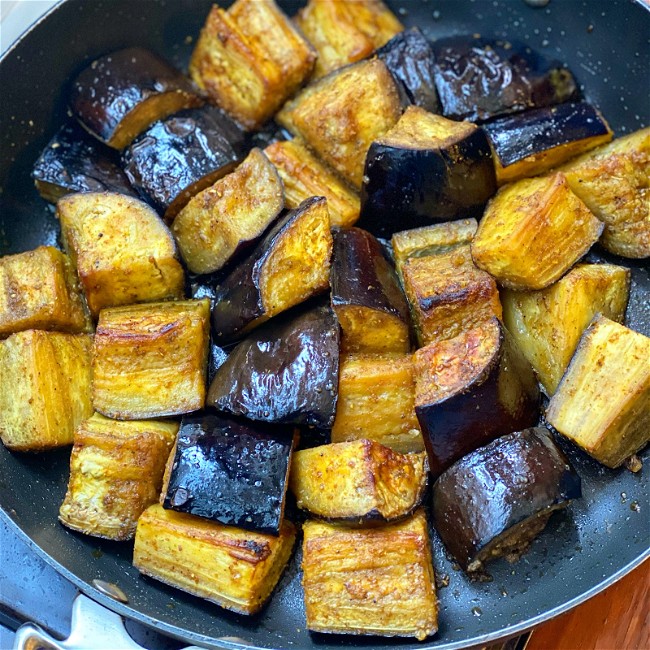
[12,593,207,650]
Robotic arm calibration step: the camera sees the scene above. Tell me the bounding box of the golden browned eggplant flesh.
[3,3,650,644]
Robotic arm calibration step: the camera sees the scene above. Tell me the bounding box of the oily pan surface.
[0,1,648,648]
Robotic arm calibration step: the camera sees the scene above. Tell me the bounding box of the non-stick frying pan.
[0,1,648,648]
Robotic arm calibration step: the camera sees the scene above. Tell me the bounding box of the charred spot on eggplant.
[432,427,582,573]
[414,318,540,477]
[134,504,297,615]
[400,244,502,347]
[162,414,296,535]
[70,47,202,149]
[484,102,613,185]
[207,304,340,428]
[331,227,411,353]
[431,36,578,123]
[375,27,440,113]
[122,105,245,222]
[210,196,332,343]
[358,107,496,237]
[32,121,137,203]
[391,219,478,281]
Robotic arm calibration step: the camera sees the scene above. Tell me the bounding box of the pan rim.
[1,0,649,647]
[2,504,649,650]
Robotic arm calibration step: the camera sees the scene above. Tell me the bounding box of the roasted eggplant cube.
[471,173,603,291]
[484,102,613,185]
[414,318,540,477]
[59,414,177,541]
[70,47,202,150]
[295,0,402,79]
[331,228,410,354]
[122,106,245,222]
[189,0,315,130]
[290,439,428,522]
[32,121,137,203]
[211,196,332,343]
[401,245,502,347]
[559,127,650,259]
[92,300,210,420]
[546,316,650,469]
[391,219,478,280]
[134,504,296,615]
[208,305,340,429]
[376,27,440,113]
[302,510,437,640]
[359,107,496,236]
[172,148,284,275]
[57,192,185,318]
[331,353,424,453]
[0,331,92,451]
[0,246,89,338]
[502,263,630,395]
[277,59,402,190]
[264,138,360,228]
[432,427,582,573]
[432,36,578,122]
[162,414,295,535]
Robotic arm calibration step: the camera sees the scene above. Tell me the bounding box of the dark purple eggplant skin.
[417,322,540,478]
[162,413,295,535]
[358,128,496,238]
[70,47,202,146]
[207,304,340,429]
[432,427,582,571]
[31,121,137,200]
[331,227,410,323]
[375,27,440,114]
[432,37,579,123]
[211,196,325,344]
[122,105,245,219]
[483,101,611,167]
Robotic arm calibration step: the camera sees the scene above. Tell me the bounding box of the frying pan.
[0,1,648,648]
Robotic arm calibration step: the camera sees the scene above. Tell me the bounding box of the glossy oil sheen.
[483,101,611,166]
[330,227,409,320]
[0,1,648,649]
[122,105,245,215]
[376,27,440,113]
[70,47,200,143]
[208,304,340,428]
[211,197,323,344]
[31,120,137,197]
[359,128,496,237]
[162,414,294,535]
[432,36,578,123]
[417,324,540,477]
[433,427,582,570]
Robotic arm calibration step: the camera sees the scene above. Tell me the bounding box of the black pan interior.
[0,1,649,649]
